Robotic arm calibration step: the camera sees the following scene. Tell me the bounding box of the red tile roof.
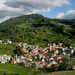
[45,64,49,66]
[40,62,45,64]
[11,60,15,63]
[52,46,55,51]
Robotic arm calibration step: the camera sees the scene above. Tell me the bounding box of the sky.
[0,0,75,23]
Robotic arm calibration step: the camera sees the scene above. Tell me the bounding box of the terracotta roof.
[52,46,55,51]
[41,54,45,57]
[56,55,59,58]
[32,52,35,54]
[40,62,45,64]
[45,58,48,60]
[36,61,40,63]
[59,43,62,44]
[45,47,49,48]
[55,49,58,51]
[5,43,7,45]
[45,50,48,51]
[0,42,2,43]
[72,64,75,65]
[45,64,49,66]
[24,54,29,57]
[32,55,35,57]
[21,50,25,52]
[37,48,42,50]
[11,60,15,63]
[54,64,59,67]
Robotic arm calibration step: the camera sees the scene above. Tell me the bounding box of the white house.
[7,40,12,44]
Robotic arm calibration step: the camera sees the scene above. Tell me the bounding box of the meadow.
[0,63,26,75]
[36,71,75,75]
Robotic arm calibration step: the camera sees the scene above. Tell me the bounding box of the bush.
[42,65,58,72]
[58,57,73,70]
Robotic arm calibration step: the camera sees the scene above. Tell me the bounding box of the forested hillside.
[0,14,75,46]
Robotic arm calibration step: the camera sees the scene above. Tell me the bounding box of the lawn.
[36,71,75,75]
[0,64,75,75]
[0,63,27,75]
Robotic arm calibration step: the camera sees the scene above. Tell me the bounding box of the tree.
[58,57,71,70]
[37,54,40,61]
[60,25,65,32]
[58,62,68,70]
[73,51,75,55]
[43,65,58,72]
[31,63,38,72]
[14,46,23,56]
[32,56,36,61]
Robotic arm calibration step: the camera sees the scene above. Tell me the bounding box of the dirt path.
[0,68,13,73]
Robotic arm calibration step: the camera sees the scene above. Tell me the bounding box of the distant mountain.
[54,19,75,28]
[0,14,75,46]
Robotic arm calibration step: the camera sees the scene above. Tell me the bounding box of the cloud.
[56,10,75,19]
[0,0,71,20]
[56,13,65,19]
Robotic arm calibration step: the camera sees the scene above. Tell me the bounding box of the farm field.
[36,71,75,75]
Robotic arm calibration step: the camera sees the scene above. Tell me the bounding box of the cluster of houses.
[0,40,75,69]
[0,40,12,45]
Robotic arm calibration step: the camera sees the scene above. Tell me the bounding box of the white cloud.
[56,10,75,19]
[0,0,71,20]
[56,13,64,19]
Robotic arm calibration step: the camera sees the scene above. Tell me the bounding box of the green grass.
[71,43,75,46]
[36,71,75,75]
[0,44,16,55]
[72,59,75,64]
[0,63,26,75]
[0,71,15,75]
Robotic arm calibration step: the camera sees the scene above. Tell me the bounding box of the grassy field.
[0,63,27,75]
[0,44,16,55]
[36,71,75,75]
[0,63,75,75]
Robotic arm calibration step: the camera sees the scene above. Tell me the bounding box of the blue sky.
[0,20,4,23]
[39,0,75,18]
[0,0,75,23]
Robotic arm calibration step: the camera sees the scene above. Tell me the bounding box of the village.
[0,40,75,69]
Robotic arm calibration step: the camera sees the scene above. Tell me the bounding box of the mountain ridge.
[0,14,75,46]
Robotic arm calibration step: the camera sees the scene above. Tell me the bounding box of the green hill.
[0,14,75,46]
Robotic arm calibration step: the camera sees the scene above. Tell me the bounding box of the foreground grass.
[36,71,75,75]
[0,63,75,75]
[0,63,26,75]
